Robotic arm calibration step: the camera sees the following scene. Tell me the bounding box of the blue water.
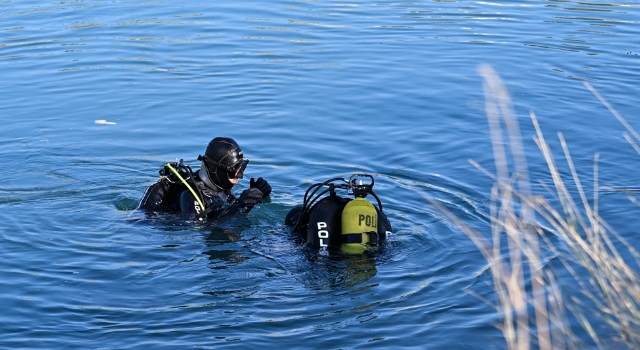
[1,0,639,348]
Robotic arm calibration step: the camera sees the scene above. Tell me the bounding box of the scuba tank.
[287,173,390,254]
[341,174,378,254]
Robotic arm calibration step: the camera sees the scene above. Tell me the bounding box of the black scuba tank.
[305,197,344,249]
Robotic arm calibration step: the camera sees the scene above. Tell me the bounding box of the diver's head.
[198,137,248,190]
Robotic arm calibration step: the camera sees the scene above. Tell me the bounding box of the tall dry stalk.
[531,83,640,348]
[433,65,640,349]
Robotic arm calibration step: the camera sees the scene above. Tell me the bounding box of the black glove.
[250,177,271,198]
[238,188,263,207]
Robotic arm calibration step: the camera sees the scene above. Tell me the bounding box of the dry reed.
[432,65,640,349]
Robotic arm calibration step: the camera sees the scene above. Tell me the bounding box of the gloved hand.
[238,188,263,207]
[250,177,272,198]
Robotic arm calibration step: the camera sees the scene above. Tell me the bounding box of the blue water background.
[1,0,639,348]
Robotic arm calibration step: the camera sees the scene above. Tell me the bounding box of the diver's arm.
[178,190,206,218]
[215,177,271,220]
[138,180,171,211]
[177,187,263,222]
[177,175,270,221]
[216,187,264,219]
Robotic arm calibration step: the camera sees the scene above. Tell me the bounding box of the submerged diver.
[138,137,272,222]
[285,174,392,254]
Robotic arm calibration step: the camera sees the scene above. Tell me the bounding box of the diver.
[285,174,392,254]
[137,137,272,222]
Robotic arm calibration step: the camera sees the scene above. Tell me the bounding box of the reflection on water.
[203,248,249,268]
[199,221,380,289]
[205,226,244,243]
[299,250,380,290]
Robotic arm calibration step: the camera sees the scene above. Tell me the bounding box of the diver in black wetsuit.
[138,137,272,222]
[285,174,392,254]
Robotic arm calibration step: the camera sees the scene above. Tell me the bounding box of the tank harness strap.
[328,184,337,199]
[342,232,378,245]
[165,163,207,218]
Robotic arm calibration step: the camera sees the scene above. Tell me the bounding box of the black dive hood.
[198,137,245,190]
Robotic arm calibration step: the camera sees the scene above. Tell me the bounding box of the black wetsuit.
[138,162,263,222]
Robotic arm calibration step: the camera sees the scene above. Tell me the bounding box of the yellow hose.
[166,163,206,214]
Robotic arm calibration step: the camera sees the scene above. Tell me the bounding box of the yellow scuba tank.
[341,196,378,254]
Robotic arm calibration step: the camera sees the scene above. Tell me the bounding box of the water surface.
[1,0,639,348]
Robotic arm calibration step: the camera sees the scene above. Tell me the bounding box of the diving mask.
[201,155,249,179]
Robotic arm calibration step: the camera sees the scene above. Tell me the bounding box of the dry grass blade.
[476,64,553,350]
[584,82,640,145]
[436,65,640,350]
